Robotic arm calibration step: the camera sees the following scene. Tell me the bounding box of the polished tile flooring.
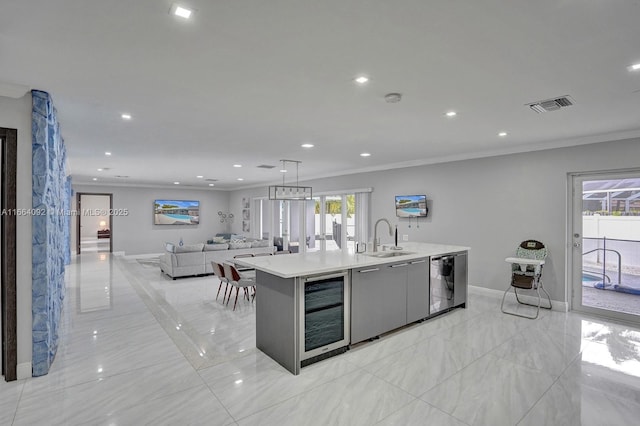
[2,252,640,425]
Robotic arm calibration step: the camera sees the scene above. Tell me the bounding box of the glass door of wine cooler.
[299,271,350,361]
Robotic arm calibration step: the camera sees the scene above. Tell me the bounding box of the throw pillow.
[213,236,226,243]
[165,242,176,253]
[251,240,269,248]
[229,241,252,249]
[204,243,229,251]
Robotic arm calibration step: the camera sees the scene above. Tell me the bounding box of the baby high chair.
[501,240,551,319]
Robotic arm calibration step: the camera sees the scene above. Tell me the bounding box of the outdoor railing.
[582,237,640,288]
[583,246,621,286]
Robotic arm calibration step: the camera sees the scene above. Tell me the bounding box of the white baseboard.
[469,285,568,312]
[17,362,32,380]
[123,252,162,260]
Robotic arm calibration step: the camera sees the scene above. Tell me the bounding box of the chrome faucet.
[373,218,393,252]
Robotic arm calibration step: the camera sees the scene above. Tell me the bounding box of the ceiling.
[1,0,640,190]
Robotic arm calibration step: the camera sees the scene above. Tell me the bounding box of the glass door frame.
[568,168,640,324]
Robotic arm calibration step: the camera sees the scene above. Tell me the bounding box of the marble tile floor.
[2,252,640,425]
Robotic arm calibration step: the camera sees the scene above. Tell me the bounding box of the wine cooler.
[299,271,350,365]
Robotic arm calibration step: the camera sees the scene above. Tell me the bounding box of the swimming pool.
[165,214,193,220]
[582,272,603,282]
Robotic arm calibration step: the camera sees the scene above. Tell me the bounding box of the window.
[255,189,370,253]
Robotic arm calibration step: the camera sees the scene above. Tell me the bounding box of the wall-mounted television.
[395,195,428,218]
[154,200,200,225]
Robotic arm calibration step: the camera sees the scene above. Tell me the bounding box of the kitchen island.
[237,242,469,374]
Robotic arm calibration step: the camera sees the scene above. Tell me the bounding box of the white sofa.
[159,241,275,279]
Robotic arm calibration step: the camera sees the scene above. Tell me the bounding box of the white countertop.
[236,242,470,278]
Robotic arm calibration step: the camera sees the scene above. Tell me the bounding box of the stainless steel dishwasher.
[430,252,467,316]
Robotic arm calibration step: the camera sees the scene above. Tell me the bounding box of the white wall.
[79,195,110,238]
[0,93,33,374]
[71,185,230,255]
[229,138,640,303]
[583,215,640,240]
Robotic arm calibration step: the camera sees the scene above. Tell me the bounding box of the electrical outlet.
[402,234,409,241]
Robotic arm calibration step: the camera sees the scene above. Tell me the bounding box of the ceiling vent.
[257,164,276,169]
[205,178,218,182]
[527,95,574,113]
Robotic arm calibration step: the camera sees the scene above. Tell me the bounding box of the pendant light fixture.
[268,160,312,201]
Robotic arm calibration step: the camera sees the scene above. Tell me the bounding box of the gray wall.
[72,185,230,255]
[229,138,640,303]
[0,93,33,373]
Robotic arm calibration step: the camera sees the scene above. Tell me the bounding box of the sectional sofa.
[159,239,275,279]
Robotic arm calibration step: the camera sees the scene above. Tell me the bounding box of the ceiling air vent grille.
[257,164,276,169]
[527,95,574,113]
[205,178,218,182]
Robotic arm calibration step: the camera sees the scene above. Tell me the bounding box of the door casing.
[1,128,18,381]
[76,192,113,255]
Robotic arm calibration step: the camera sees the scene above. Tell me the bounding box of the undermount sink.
[363,251,414,258]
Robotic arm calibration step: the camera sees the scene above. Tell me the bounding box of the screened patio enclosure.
[582,178,640,216]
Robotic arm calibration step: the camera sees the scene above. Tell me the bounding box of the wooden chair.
[211,261,229,301]
[223,263,256,310]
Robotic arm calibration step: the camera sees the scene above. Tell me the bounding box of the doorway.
[76,193,113,255]
[1,127,17,381]
[570,169,640,323]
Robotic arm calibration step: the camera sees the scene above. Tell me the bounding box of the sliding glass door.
[254,190,369,254]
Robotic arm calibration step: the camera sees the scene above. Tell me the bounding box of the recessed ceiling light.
[105,152,112,156]
[301,143,314,148]
[628,63,640,71]
[498,132,508,137]
[121,113,132,120]
[170,4,193,19]
[280,169,287,173]
[360,152,371,157]
[445,111,457,117]
[354,75,370,85]
[233,164,242,168]
[174,181,180,185]
[208,183,215,187]
[196,175,203,179]
[92,178,97,181]
[97,168,103,172]
[237,178,244,181]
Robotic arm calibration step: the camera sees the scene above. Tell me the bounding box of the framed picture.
[154,199,199,225]
[242,209,250,220]
[242,220,250,232]
[242,197,250,209]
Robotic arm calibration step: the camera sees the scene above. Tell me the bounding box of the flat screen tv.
[154,200,200,225]
[395,195,428,218]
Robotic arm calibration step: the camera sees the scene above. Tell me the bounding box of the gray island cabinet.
[351,258,430,343]
[237,243,469,375]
